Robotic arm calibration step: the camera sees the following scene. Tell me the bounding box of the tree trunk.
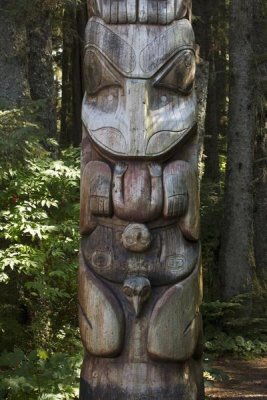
[60,2,76,146]
[0,0,29,107]
[253,1,267,280]
[254,132,267,279]
[192,0,208,60]
[219,0,255,300]
[193,0,221,181]
[60,0,87,147]
[72,1,87,147]
[27,2,56,136]
[204,60,220,180]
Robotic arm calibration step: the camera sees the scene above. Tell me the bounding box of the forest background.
[0,0,266,399]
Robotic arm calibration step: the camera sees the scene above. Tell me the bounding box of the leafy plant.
[0,102,80,353]
[202,298,267,358]
[0,348,82,400]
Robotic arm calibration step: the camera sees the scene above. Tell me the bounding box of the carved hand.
[114,162,128,177]
[90,195,111,216]
[164,174,188,218]
[164,193,188,218]
[148,162,162,177]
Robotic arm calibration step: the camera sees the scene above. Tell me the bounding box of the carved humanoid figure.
[79,1,204,399]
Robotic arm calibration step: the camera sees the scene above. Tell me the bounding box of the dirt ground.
[205,357,267,399]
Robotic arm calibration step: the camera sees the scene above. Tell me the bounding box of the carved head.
[122,223,151,252]
[83,0,196,160]
[123,276,151,317]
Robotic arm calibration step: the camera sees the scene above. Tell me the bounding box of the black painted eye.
[84,50,121,95]
[157,50,196,95]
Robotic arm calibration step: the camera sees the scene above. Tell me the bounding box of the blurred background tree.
[0,0,266,398]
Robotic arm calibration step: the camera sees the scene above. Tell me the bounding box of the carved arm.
[163,160,200,241]
[80,161,112,235]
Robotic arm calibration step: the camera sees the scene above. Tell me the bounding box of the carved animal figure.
[123,276,151,316]
[79,1,204,399]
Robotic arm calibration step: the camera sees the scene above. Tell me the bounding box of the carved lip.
[84,124,197,161]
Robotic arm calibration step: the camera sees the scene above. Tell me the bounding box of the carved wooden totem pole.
[79,1,204,398]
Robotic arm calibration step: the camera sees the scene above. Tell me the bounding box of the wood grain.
[148,263,202,361]
[88,0,192,24]
[79,254,125,356]
[79,0,204,398]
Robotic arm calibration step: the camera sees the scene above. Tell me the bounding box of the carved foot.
[148,162,162,177]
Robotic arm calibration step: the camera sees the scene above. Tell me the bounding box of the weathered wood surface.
[79,0,204,398]
[88,0,192,24]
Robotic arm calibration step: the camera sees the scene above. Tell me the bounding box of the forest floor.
[205,357,267,399]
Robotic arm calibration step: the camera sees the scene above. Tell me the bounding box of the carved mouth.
[85,125,196,160]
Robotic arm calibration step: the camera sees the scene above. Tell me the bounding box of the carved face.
[121,223,152,252]
[82,17,197,159]
[123,276,151,317]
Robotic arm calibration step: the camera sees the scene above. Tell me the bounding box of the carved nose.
[132,295,141,317]
[126,80,149,147]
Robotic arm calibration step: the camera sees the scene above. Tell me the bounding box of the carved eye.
[123,286,132,297]
[84,50,121,95]
[141,286,151,299]
[157,50,196,95]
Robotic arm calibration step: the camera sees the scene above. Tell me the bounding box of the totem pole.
[79,1,204,398]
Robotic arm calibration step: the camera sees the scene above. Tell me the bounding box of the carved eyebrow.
[85,48,124,90]
[85,18,195,78]
[140,19,195,75]
[85,20,136,74]
[152,48,195,85]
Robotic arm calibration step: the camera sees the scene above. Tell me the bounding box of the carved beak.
[132,295,141,317]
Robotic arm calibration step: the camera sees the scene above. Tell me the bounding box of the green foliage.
[205,333,267,357]
[0,140,80,278]
[0,141,80,347]
[1,0,267,395]
[0,103,45,167]
[202,298,267,358]
[0,103,81,398]
[0,348,81,399]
